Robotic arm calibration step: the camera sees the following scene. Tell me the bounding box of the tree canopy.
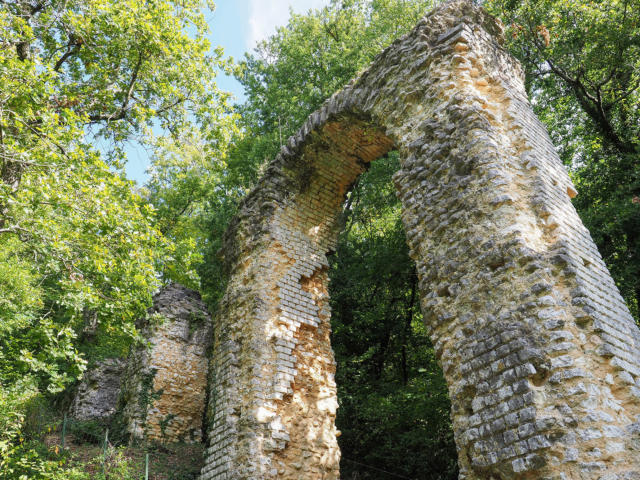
[0,0,233,476]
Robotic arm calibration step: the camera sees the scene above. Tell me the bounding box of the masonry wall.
[203,1,640,479]
[119,284,212,444]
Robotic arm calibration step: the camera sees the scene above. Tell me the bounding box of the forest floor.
[43,431,205,479]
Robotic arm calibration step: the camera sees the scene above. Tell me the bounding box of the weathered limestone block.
[70,358,126,421]
[203,1,640,479]
[116,284,212,444]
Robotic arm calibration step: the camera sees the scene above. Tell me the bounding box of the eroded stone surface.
[118,284,212,444]
[70,358,126,421]
[70,284,213,447]
[202,1,640,479]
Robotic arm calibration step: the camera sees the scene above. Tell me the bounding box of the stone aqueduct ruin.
[197,1,640,479]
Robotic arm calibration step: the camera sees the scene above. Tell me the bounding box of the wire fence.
[56,416,151,479]
[24,405,182,479]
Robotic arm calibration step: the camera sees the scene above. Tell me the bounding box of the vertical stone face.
[70,358,126,421]
[204,1,640,479]
[120,284,212,444]
[390,18,640,478]
[69,283,212,446]
[201,121,393,480]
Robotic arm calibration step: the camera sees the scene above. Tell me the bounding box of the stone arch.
[200,2,640,479]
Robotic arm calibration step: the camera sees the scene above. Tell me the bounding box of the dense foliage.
[0,0,232,476]
[330,156,457,479]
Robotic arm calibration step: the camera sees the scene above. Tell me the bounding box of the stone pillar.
[201,119,394,479]
[392,20,640,479]
[120,284,212,444]
[202,1,640,479]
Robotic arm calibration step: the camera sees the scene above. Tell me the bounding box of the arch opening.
[328,152,458,479]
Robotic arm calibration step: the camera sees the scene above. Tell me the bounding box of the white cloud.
[247,0,330,49]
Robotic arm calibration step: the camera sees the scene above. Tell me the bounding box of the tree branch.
[323,22,340,42]
[525,20,638,155]
[545,58,637,154]
[155,97,185,115]
[0,225,31,236]
[160,192,195,236]
[123,50,144,110]
[88,49,145,123]
[54,41,82,72]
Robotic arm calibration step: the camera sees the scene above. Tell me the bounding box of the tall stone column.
[201,1,640,479]
[120,284,212,444]
[391,20,640,479]
[200,120,393,479]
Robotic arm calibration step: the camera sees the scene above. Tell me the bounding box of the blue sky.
[125,0,330,183]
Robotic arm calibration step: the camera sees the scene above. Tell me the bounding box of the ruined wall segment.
[119,284,212,444]
[70,284,213,446]
[202,118,393,480]
[70,358,126,421]
[389,15,640,479]
[204,1,640,479]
